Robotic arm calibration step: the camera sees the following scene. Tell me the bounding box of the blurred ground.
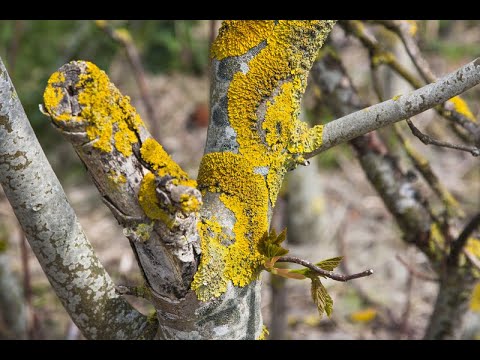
[0,20,479,339]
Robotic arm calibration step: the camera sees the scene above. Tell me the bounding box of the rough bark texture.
[43,61,201,301]
[0,58,157,340]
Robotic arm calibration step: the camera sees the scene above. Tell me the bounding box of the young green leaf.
[315,256,344,271]
[290,256,344,277]
[311,277,334,318]
[259,228,289,258]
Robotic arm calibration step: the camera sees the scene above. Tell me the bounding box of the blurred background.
[0,20,479,339]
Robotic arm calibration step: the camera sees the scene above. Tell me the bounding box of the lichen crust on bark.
[192,20,336,301]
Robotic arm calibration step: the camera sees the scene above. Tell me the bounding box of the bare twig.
[449,212,480,266]
[406,119,480,156]
[96,20,160,141]
[393,122,464,220]
[276,256,373,282]
[370,20,437,84]
[346,20,480,144]
[307,57,480,158]
[395,255,438,282]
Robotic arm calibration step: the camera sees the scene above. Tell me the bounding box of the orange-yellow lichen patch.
[193,21,333,300]
[44,61,143,156]
[211,21,275,59]
[219,21,329,206]
[138,172,174,227]
[139,138,196,188]
[449,96,476,122]
[192,152,269,301]
[179,193,201,213]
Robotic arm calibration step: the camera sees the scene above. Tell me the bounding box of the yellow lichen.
[193,21,333,300]
[139,138,196,188]
[192,153,269,300]
[43,71,66,115]
[44,61,145,156]
[222,21,327,206]
[180,193,201,213]
[449,96,476,122]
[211,21,275,59]
[138,172,174,228]
[257,325,269,340]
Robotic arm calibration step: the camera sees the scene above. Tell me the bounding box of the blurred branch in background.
[96,20,160,142]
[313,20,479,339]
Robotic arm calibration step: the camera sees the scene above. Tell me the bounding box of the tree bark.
[0,58,157,339]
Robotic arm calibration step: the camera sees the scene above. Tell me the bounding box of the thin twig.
[276,256,373,282]
[306,57,480,158]
[395,255,438,282]
[96,20,160,141]
[393,123,464,220]
[449,212,480,266]
[345,20,480,144]
[406,119,480,156]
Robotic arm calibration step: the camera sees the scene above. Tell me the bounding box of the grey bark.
[0,57,157,339]
[307,58,480,157]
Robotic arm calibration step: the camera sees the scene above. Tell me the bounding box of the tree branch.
[346,20,480,145]
[449,212,480,266]
[306,57,480,158]
[95,20,161,142]
[406,118,479,156]
[42,60,202,301]
[276,256,373,282]
[395,255,438,282]
[0,57,157,339]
